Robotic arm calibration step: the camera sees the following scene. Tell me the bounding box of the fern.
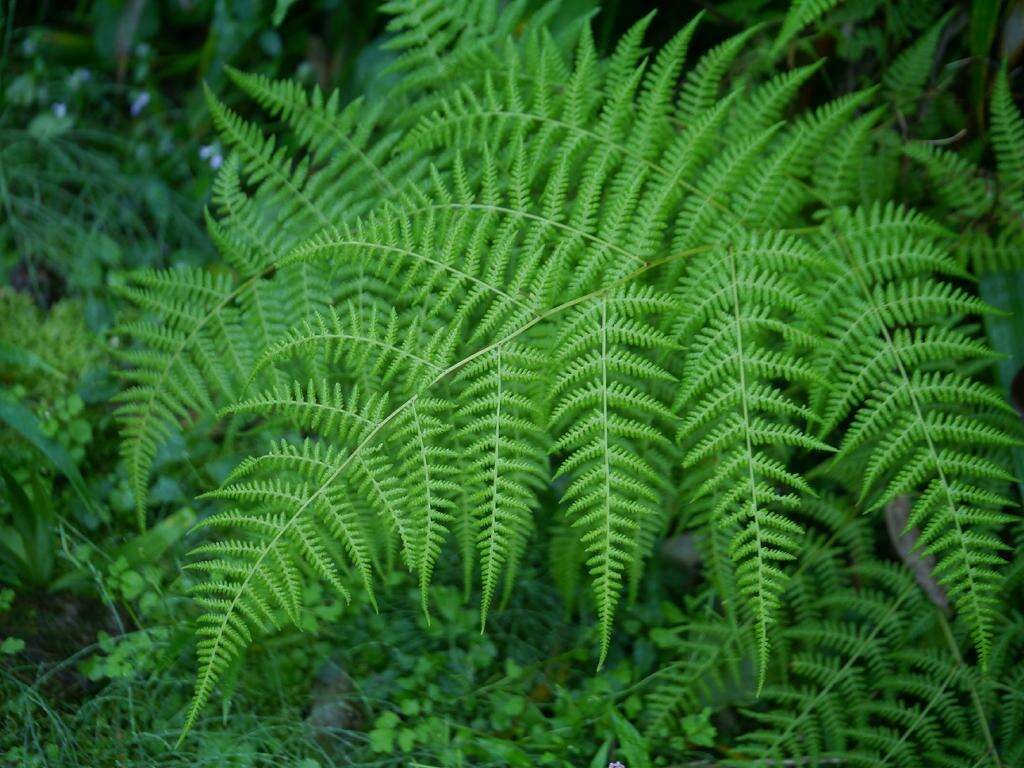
[882,12,951,111]
[108,5,1021,737]
[550,286,676,664]
[733,561,1014,766]
[644,616,752,738]
[813,107,884,206]
[184,387,388,728]
[812,203,1018,667]
[903,141,994,219]
[991,66,1024,229]
[455,343,548,626]
[773,0,845,56]
[675,232,831,688]
[113,150,337,531]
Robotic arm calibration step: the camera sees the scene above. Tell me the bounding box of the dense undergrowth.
[2,1,1024,766]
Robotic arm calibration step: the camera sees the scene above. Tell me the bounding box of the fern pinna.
[812,204,1018,667]
[675,233,831,689]
[110,1,1020,740]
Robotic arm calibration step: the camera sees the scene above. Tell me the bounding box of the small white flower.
[199,143,224,170]
[130,91,151,117]
[52,102,67,118]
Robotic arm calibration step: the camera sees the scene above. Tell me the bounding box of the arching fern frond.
[184,385,392,733]
[113,150,337,530]
[813,204,1020,667]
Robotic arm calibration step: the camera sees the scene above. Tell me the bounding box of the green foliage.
[105,2,1022,749]
[774,0,845,55]
[812,203,1016,666]
[0,290,101,395]
[4,0,1024,766]
[0,469,57,589]
[0,55,205,315]
[991,66,1024,225]
[734,561,1019,765]
[882,11,951,110]
[675,233,829,688]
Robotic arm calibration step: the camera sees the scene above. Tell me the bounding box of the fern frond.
[991,66,1024,226]
[812,107,884,206]
[180,382,406,736]
[644,617,752,737]
[813,205,1020,667]
[550,287,676,665]
[729,61,823,143]
[676,232,831,688]
[113,267,255,530]
[114,138,339,528]
[883,12,951,109]
[773,0,843,56]
[380,0,530,98]
[389,397,459,615]
[992,67,1024,191]
[734,562,1002,767]
[249,303,448,393]
[204,84,328,234]
[677,25,760,125]
[903,141,994,218]
[225,67,404,204]
[454,344,549,626]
